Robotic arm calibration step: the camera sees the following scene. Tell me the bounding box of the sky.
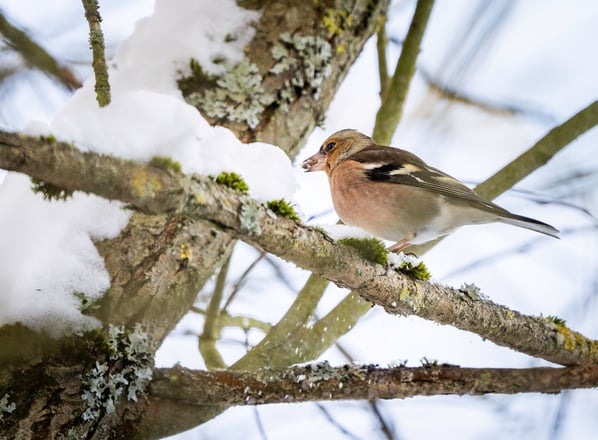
[0,0,597,439]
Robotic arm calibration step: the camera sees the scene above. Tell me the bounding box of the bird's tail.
[498,213,560,239]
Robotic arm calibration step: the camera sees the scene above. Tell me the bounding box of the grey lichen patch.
[239,197,262,236]
[30,177,74,201]
[338,237,388,266]
[457,283,490,301]
[296,361,342,386]
[184,29,332,128]
[0,393,16,422]
[81,324,152,421]
[270,32,332,109]
[186,59,275,129]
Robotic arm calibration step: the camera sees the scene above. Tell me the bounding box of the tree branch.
[2,131,597,367]
[0,12,81,89]
[373,0,435,144]
[475,100,598,201]
[199,254,231,369]
[376,18,389,98]
[81,0,111,106]
[151,363,598,406]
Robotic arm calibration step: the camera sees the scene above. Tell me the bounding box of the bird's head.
[302,129,374,174]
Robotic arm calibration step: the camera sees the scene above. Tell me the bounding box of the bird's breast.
[328,168,413,241]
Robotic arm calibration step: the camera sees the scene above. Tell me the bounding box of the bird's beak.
[301,151,326,172]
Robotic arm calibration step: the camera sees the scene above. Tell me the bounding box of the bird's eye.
[323,141,336,153]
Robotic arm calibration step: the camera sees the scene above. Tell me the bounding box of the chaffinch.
[302,129,559,253]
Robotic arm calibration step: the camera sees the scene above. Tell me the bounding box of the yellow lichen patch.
[194,192,206,204]
[556,323,596,354]
[323,8,352,38]
[398,284,425,313]
[399,287,410,301]
[132,169,162,197]
[179,243,193,263]
[505,310,514,320]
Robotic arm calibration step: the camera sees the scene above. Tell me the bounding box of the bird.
[302,129,559,253]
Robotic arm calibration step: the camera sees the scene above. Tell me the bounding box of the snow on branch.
[1,130,597,367]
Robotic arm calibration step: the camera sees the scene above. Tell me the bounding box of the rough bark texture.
[152,363,598,405]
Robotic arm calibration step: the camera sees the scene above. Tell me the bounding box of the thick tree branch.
[1,131,597,367]
[151,363,598,406]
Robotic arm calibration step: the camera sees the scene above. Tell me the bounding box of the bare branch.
[81,0,111,106]
[199,255,231,369]
[0,12,81,89]
[373,0,435,144]
[417,66,557,123]
[376,18,389,98]
[151,363,598,406]
[475,100,598,201]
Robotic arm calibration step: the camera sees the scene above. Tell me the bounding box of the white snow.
[0,173,130,337]
[1,0,296,336]
[45,0,293,202]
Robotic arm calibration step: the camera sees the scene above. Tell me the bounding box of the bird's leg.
[388,239,411,253]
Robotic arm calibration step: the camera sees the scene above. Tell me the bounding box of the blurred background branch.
[0,10,81,89]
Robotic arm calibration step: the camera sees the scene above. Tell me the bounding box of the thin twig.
[376,18,389,98]
[199,254,231,369]
[369,401,396,440]
[334,341,397,439]
[253,407,269,440]
[81,0,110,106]
[315,403,362,440]
[223,250,265,311]
[440,226,597,280]
[416,66,557,124]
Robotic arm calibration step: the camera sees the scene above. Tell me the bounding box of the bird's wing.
[350,147,506,214]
